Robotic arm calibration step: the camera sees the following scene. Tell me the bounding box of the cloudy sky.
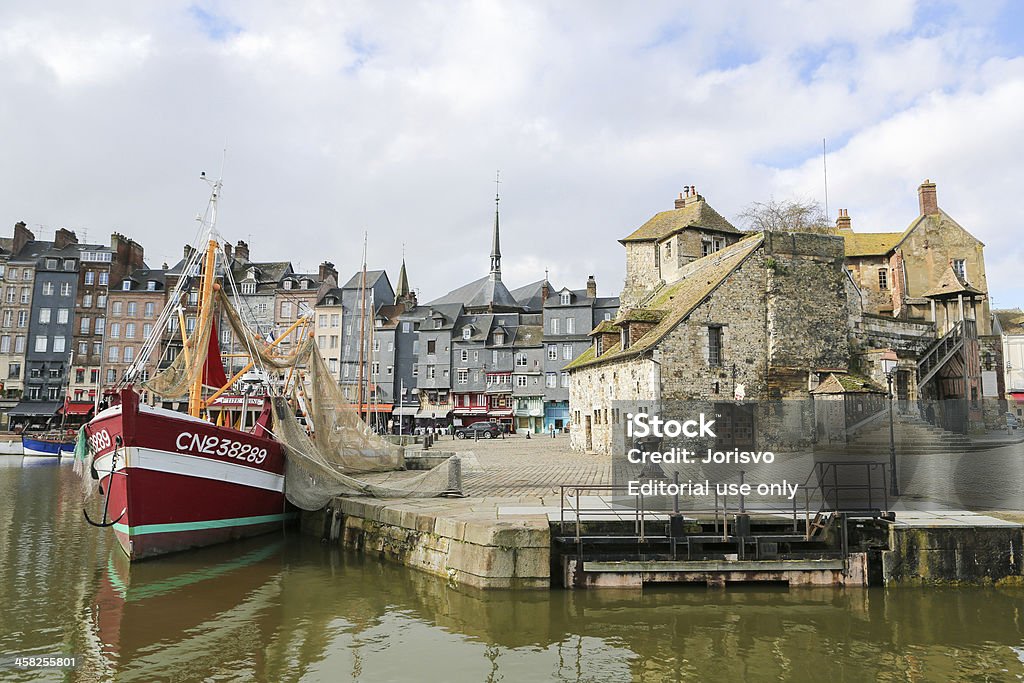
[1,1,1022,308]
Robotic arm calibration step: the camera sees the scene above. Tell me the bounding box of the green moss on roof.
[621,198,739,243]
[590,320,622,335]
[620,308,666,323]
[995,309,1024,335]
[811,372,886,394]
[572,234,764,371]
[841,232,902,257]
[564,344,596,371]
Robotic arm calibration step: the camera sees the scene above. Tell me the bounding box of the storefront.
[6,401,61,432]
[544,400,570,433]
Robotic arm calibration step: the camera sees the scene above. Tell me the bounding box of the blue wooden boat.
[22,433,75,458]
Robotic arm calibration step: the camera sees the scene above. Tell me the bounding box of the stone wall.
[568,355,658,453]
[621,242,660,309]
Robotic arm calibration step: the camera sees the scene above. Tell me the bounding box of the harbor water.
[3,458,1024,682]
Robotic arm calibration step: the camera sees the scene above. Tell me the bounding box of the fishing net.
[271,347,460,510]
[142,298,217,398]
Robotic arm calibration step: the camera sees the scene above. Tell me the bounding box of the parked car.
[455,422,500,439]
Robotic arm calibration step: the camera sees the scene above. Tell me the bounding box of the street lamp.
[881,352,899,497]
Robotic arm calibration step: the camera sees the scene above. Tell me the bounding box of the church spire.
[394,245,416,310]
[490,170,501,281]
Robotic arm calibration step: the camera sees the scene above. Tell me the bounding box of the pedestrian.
[550,423,556,439]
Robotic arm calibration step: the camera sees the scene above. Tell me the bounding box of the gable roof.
[620,197,740,244]
[810,372,886,395]
[994,309,1024,336]
[568,233,764,370]
[428,274,521,311]
[922,261,984,298]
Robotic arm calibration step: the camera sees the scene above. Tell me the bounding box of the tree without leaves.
[738,197,832,234]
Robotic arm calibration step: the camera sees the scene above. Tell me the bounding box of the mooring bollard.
[444,455,463,496]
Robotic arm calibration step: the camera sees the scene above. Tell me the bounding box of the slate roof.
[428,274,521,311]
[567,234,764,370]
[513,325,543,347]
[620,197,740,243]
[510,279,554,311]
[341,269,387,290]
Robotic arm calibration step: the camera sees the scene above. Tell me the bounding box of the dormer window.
[326,296,337,305]
[434,318,443,329]
[560,291,571,305]
[146,280,158,291]
[122,280,132,291]
[494,331,505,345]
[620,327,629,350]
[596,336,604,356]
[300,279,310,290]
[241,281,256,295]
[283,280,293,290]
[462,326,472,340]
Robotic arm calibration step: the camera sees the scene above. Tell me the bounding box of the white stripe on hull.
[94,446,285,493]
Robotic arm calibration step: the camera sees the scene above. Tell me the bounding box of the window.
[53,336,65,353]
[330,335,338,348]
[516,375,528,387]
[83,293,92,308]
[98,272,108,285]
[427,340,436,354]
[15,336,24,353]
[106,369,116,383]
[143,323,152,338]
[318,335,327,347]
[462,327,472,340]
[39,308,51,324]
[318,315,327,327]
[48,387,60,401]
[387,365,393,376]
[549,318,559,335]
[548,345,558,361]
[331,314,339,327]
[427,366,435,379]
[560,372,569,388]
[434,318,443,329]
[560,291,571,305]
[42,282,54,295]
[953,259,966,280]
[494,332,504,345]
[123,346,134,363]
[283,280,293,290]
[492,350,498,364]
[110,323,120,339]
[566,318,575,334]
[17,311,27,327]
[563,344,573,360]
[458,369,468,384]
[108,347,119,362]
[242,282,256,295]
[57,309,68,324]
[281,301,293,318]
[46,258,57,270]
[63,259,75,270]
[4,288,12,303]
[60,282,71,296]
[328,359,338,373]
[122,280,132,291]
[34,336,47,352]
[370,362,380,375]
[186,317,196,333]
[20,287,30,304]
[147,281,158,291]
[80,317,90,334]
[78,342,87,355]
[0,336,8,353]
[90,369,99,383]
[373,339,380,352]
[127,302,137,316]
[516,352,528,367]
[8,362,19,379]
[401,322,410,333]
[664,241,671,259]
[701,237,725,257]
[546,372,556,388]
[461,349,468,362]
[188,291,198,306]
[2,311,10,327]
[144,302,155,317]
[878,269,888,290]
[84,271,95,285]
[412,365,418,377]
[708,326,723,366]
[112,301,123,316]
[125,323,136,339]
[95,318,105,335]
[97,294,106,308]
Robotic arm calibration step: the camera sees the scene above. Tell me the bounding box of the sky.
[1,0,1022,309]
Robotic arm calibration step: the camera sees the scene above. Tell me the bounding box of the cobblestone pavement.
[431,433,611,499]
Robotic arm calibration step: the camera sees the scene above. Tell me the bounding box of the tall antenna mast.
[356,232,368,421]
[822,137,829,222]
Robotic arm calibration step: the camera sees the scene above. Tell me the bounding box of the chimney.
[223,242,233,262]
[835,208,852,232]
[541,279,550,303]
[319,261,337,284]
[918,179,938,216]
[12,221,34,255]
[53,228,78,250]
[234,240,250,262]
[674,192,685,209]
[586,275,597,298]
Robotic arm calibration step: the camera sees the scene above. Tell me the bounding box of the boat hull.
[85,390,292,560]
[22,435,73,458]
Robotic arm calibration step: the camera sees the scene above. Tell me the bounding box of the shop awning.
[453,407,488,415]
[60,403,95,416]
[489,409,513,418]
[392,406,419,416]
[6,401,61,417]
[357,403,393,413]
[415,408,453,419]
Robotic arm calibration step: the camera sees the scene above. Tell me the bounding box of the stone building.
[619,188,744,309]
[568,231,850,453]
[0,222,37,424]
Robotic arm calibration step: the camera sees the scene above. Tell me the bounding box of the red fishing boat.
[80,176,308,560]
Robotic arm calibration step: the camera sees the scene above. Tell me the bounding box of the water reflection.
[1,462,1024,681]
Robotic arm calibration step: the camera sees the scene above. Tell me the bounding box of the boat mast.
[356,233,368,420]
[188,176,222,418]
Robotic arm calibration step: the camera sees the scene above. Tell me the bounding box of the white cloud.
[0,0,1020,309]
